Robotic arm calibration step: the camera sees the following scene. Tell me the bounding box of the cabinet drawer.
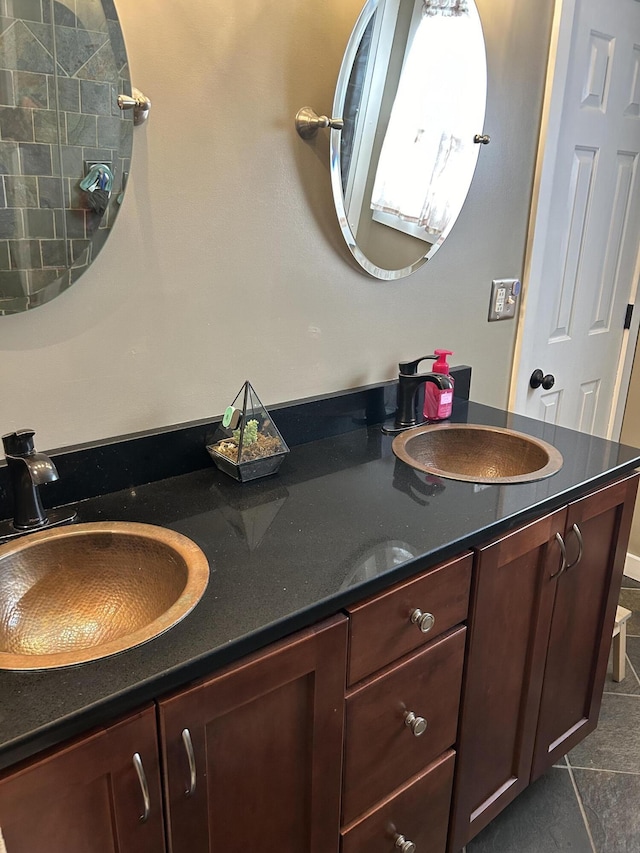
[346,551,472,684]
[342,626,465,824]
[341,750,455,853]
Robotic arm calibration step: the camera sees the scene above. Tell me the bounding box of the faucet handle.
[399,356,436,375]
[2,429,36,457]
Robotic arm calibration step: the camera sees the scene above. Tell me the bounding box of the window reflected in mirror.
[333,0,487,279]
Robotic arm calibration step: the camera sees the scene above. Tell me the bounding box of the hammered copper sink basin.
[0,522,209,670]
[392,424,563,484]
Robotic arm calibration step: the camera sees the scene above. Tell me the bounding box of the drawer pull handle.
[181,728,197,796]
[132,752,151,823]
[394,833,416,853]
[410,609,435,633]
[404,711,428,737]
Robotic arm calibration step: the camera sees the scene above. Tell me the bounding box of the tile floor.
[464,575,640,853]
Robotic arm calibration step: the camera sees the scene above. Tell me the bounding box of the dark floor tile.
[54,76,79,112]
[466,767,593,853]
[569,693,640,773]
[603,638,640,696]
[0,68,13,105]
[19,141,52,175]
[621,574,640,590]
[0,207,22,239]
[572,769,640,853]
[0,269,27,296]
[4,174,37,208]
[618,589,640,637]
[0,105,33,141]
[2,21,54,74]
[14,70,48,109]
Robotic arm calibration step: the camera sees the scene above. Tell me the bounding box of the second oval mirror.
[0,0,134,315]
[331,0,487,279]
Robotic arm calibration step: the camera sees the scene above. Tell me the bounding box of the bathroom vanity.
[0,389,638,853]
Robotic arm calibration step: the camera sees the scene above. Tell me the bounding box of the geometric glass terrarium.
[206,381,290,482]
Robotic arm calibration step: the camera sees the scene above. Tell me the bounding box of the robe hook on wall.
[474,134,491,144]
[295,107,344,139]
[117,88,152,126]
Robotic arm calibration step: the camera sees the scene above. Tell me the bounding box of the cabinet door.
[0,705,165,853]
[159,615,348,853]
[532,473,639,778]
[448,508,566,852]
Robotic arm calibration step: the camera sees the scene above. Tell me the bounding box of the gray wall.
[0,0,554,451]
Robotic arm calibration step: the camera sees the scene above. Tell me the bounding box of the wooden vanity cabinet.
[449,473,638,852]
[447,506,567,850]
[342,552,473,852]
[0,474,636,853]
[0,704,165,853]
[158,614,348,853]
[0,617,347,853]
[531,473,638,777]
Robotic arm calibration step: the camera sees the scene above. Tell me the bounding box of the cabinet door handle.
[552,532,569,578]
[410,609,435,633]
[394,833,417,852]
[132,752,151,823]
[566,523,584,570]
[553,525,584,577]
[404,710,428,736]
[181,727,197,796]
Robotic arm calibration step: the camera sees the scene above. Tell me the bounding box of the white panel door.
[512,0,640,438]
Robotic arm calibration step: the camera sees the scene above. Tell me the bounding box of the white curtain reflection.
[370,2,484,238]
[423,0,469,15]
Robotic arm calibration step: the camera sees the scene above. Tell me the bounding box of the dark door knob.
[530,369,555,390]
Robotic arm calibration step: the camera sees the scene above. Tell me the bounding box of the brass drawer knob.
[404,711,428,736]
[394,833,416,852]
[410,609,435,633]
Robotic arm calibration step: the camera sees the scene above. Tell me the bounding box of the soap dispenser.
[423,350,454,421]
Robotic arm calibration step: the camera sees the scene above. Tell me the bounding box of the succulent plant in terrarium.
[206,382,289,482]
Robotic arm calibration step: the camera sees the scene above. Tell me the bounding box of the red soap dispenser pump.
[424,349,454,421]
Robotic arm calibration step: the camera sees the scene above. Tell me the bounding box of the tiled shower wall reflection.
[0,0,132,311]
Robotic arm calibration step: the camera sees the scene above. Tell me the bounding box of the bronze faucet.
[384,357,455,433]
[2,429,75,533]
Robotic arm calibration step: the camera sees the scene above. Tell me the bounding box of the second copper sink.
[0,521,210,670]
[392,424,563,484]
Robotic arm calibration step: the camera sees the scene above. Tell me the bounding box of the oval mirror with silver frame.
[330,0,487,280]
[0,0,134,314]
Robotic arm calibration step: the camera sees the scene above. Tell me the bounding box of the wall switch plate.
[488,278,521,322]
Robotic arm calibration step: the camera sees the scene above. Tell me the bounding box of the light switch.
[488,278,520,322]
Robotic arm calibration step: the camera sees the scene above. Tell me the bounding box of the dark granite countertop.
[1,399,639,772]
